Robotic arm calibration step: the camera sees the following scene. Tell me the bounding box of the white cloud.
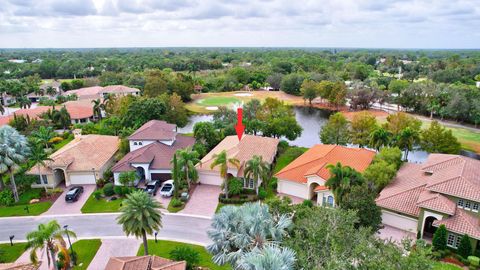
[0,0,478,48]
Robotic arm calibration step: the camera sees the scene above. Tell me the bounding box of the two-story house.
[275,145,376,205]
[376,154,480,253]
[112,120,195,185]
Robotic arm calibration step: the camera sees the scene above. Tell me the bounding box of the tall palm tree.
[30,144,53,197]
[394,127,419,160]
[325,162,364,206]
[369,127,391,151]
[238,244,296,270]
[26,220,76,270]
[210,150,240,199]
[0,125,30,202]
[207,202,292,267]
[244,155,270,194]
[176,148,200,190]
[117,190,163,255]
[45,86,57,96]
[18,96,32,109]
[31,126,55,149]
[92,99,104,121]
[170,153,180,198]
[53,107,71,130]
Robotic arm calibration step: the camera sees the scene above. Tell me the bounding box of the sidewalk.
[87,238,140,270]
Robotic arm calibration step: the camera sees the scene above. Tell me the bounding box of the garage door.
[69,174,96,185]
[199,172,223,186]
[381,210,418,232]
[151,173,171,182]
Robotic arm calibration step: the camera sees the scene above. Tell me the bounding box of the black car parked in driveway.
[65,186,84,202]
[144,180,160,196]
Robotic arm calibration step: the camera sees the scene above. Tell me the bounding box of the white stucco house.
[275,145,375,206]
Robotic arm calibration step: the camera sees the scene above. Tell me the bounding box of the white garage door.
[381,210,418,232]
[69,174,96,185]
[277,180,308,199]
[199,172,223,186]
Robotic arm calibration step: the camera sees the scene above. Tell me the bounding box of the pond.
[178,106,429,163]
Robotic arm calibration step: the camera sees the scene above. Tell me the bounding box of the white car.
[160,180,175,197]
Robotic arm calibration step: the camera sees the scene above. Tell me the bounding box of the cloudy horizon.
[0,0,479,49]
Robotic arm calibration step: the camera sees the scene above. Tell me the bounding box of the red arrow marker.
[235,107,245,141]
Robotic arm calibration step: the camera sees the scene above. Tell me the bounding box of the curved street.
[0,213,212,246]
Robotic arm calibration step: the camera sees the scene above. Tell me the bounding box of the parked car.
[65,186,84,202]
[160,180,175,197]
[144,180,160,196]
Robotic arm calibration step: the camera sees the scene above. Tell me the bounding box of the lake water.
[178,106,429,163]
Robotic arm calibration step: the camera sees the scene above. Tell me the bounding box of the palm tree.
[26,220,76,270]
[18,96,32,109]
[92,99,104,121]
[45,86,57,96]
[0,125,30,202]
[325,162,364,206]
[30,144,53,197]
[237,244,296,270]
[171,153,180,198]
[369,127,391,151]
[244,155,270,194]
[117,190,163,255]
[53,107,71,130]
[394,127,419,160]
[31,126,56,149]
[207,202,292,267]
[176,148,200,190]
[0,103,4,115]
[210,150,240,199]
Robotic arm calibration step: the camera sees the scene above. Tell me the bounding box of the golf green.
[196,96,240,106]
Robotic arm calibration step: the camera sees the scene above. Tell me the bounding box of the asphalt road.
[0,213,212,245]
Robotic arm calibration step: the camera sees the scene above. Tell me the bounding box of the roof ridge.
[377,184,425,202]
[458,209,480,234]
[422,155,462,171]
[276,144,335,175]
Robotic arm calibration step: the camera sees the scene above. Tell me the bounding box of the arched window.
[133,142,138,145]
[138,142,143,145]
[327,196,334,207]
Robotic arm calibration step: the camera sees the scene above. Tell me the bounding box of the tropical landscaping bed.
[137,240,231,270]
[0,242,28,263]
[80,187,124,213]
[0,188,60,217]
[71,239,102,270]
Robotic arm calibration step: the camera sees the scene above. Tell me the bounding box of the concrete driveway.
[181,184,221,217]
[155,194,171,211]
[43,185,96,215]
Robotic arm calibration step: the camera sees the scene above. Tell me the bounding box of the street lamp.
[9,235,14,246]
[154,231,158,243]
[63,225,76,266]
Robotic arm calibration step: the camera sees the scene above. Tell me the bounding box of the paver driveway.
[155,193,172,212]
[181,184,221,217]
[43,185,96,215]
[88,238,141,270]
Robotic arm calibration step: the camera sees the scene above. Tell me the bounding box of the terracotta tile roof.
[275,145,375,183]
[0,106,50,125]
[64,86,103,100]
[62,100,94,119]
[105,256,186,270]
[416,190,457,215]
[197,135,279,177]
[112,135,195,172]
[102,85,140,94]
[27,135,119,175]
[128,120,177,141]
[314,185,328,192]
[433,209,480,240]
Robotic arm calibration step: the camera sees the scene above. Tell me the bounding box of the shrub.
[103,183,115,196]
[171,198,183,208]
[433,224,447,251]
[0,190,14,206]
[458,234,473,258]
[269,177,278,190]
[96,178,107,188]
[49,137,63,144]
[93,190,102,200]
[302,199,313,207]
[468,256,480,267]
[169,246,200,270]
[241,188,257,195]
[114,186,123,196]
[103,167,113,181]
[228,178,243,196]
[258,187,267,200]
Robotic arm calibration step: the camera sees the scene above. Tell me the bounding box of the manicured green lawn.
[0,202,52,217]
[432,262,463,270]
[16,189,43,205]
[197,97,240,106]
[71,239,102,270]
[448,127,480,152]
[137,240,230,270]
[0,242,28,263]
[167,199,185,213]
[81,192,123,213]
[274,146,308,173]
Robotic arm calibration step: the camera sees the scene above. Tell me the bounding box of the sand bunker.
[206,106,219,111]
[234,92,253,97]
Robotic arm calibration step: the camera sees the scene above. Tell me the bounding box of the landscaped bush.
[458,234,473,258]
[269,177,278,190]
[258,187,267,200]
[218,194,257,204]
[103,167,113,181]
[93,190,102,200]
[468,256,480,267]
[169,246,200,270]
[114,186,123,196]
[103,183,115,196]
[228,178,243,196]
[241,188,257,195]
[171,198,183,208]
[96,178,107,188]
[302,199,313,207]
[433,224,448,251]
[0,190,14,206]
[48,137,63,144]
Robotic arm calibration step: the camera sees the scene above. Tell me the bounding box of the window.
[447,234,456,248]
[41,175,48,184]
[249,179,254,189]
[327,196,334,207]
[138,142,143,145]
[36,175,48,185]
[465,201,471,210]
[457,199,464,208]
[133,142,138,145]
[35,177,41,185]
[473,203,479,212]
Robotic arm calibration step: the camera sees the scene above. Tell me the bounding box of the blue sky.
[0,0,479,48]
